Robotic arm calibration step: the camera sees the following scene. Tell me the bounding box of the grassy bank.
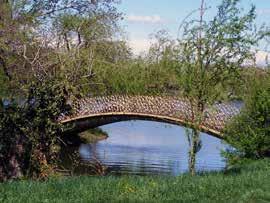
[63,128,108,146]
[79,128,108,143]
[0,159,269,202]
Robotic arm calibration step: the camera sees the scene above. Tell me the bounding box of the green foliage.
[0,159,270,202]
[0,78,71,180]
[90,60,180,96]
[22,78,72,178]
[178,0,258,104]
[53,13,120,50]
[0,101,23,180]
[0,69,9,97]
[225,76,270,162]
[172,0,260,175]
[0,0,123,96]
[78,128,108,144]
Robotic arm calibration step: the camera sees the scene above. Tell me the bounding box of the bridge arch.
[61,112,223,139]
[60,95,241,139]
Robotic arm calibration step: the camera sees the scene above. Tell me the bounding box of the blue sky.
[117,0,270,62]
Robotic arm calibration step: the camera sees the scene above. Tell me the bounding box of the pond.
[60,120,228,176]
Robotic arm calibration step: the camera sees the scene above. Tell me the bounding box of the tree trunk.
[64,33,70,51]
[0,145,24,181]
[189,128,200,176]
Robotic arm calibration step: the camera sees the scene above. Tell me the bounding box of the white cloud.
[255,50,270,66]
[128,38,151,55]
[257,9,270,15]
[128,38,270,66]
[127,14,164,24]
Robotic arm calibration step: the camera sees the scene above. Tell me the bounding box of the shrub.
[0,78,71,181]
[224,75,270,163]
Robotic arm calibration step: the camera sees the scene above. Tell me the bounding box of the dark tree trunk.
[0,144,24,181]
[64,33,70,51]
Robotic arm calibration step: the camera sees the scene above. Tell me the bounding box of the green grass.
[1,159,270,202]
[63,128,108,146]
[79,128,108,143]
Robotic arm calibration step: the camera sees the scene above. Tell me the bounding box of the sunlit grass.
[1,159,269,202]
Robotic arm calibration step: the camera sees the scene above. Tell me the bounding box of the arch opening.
[62,113,223,139]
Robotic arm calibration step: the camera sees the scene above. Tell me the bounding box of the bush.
[224,75,270,163]
[0,78,71,181]
[0,102,25,181]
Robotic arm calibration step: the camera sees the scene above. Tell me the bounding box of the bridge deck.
[59,95,241,137]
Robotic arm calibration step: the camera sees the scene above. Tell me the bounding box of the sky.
[116,0,270,64]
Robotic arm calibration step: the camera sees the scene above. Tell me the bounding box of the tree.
[264,27,270,66]
[0,101,24,180]
[0,0,122,95]
[224,74,270,163]
[177,0,259,175]
[148,30,178,64]
[48,6,132,96]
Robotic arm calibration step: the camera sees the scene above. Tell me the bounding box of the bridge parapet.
[60,95,241,136]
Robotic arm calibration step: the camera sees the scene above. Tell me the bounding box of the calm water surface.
[63,120,228,176]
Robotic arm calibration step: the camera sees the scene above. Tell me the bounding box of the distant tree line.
[0,0,269,180]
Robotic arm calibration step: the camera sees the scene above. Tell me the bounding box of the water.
[62,120,228,176]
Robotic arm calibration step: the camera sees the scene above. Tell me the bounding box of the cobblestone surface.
[59,95,241,134]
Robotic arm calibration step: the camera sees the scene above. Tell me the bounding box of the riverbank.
[1,159,269,202]
[79,128,108,143]
[63,128,108,146]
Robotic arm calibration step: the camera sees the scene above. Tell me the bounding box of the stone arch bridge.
[59,95,241,139]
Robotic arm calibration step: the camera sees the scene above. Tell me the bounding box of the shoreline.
[78,128,108,143]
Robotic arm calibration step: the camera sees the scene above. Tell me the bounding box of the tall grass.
[1,159,269,202]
